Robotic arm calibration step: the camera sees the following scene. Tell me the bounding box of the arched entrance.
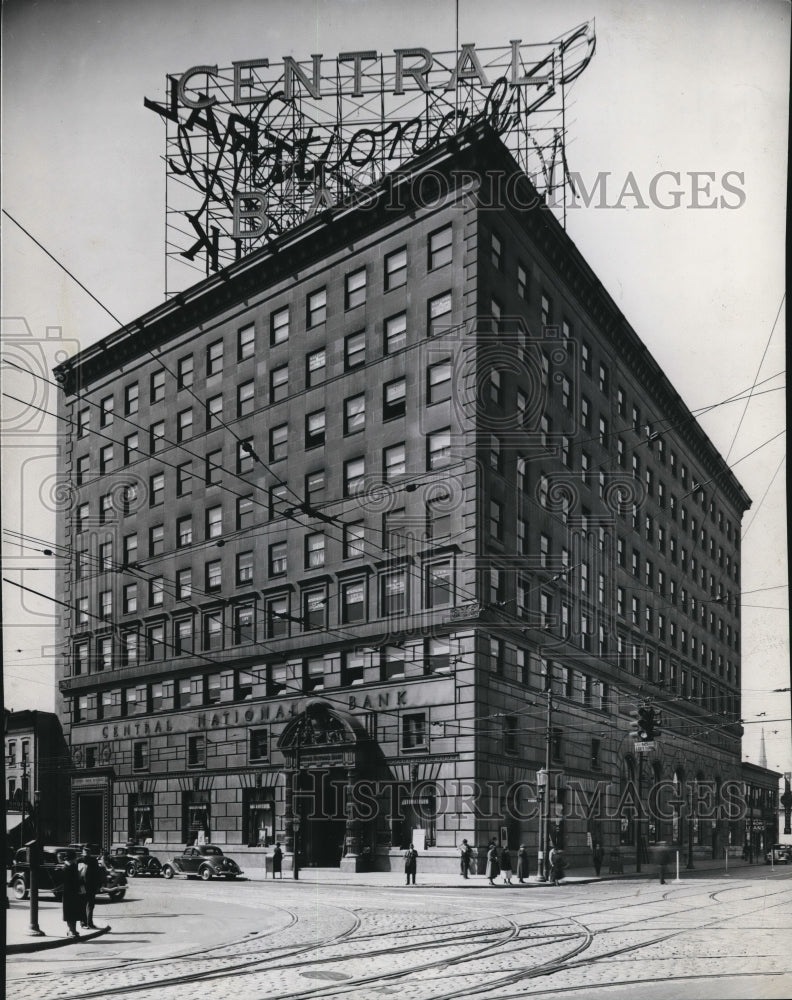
[277,700,373,870]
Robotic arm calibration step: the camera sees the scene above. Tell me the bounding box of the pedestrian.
[78,847,103,929]
[592,841,604,877]
[654,841,670,885]
[459,839,472,878]
[485,841,500,885]
[59,852,83,938]
[404,843,418,885]
[500,846,513,885]
[516,844,530,883]
[548,847,566,886]
[272,842,283,878]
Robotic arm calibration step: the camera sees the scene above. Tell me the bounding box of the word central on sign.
[145,24,595,294]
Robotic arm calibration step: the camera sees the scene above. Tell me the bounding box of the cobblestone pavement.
[7,870,792,1000]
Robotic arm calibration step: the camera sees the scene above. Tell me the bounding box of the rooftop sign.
[145,24,595,294]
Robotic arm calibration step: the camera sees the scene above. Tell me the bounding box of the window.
[124,433,139,465]
[384,442,406,480]
[517,262,528,299]
[176,568,192,600]
[302,588,327,630]
[304,657,325,692]
[343,651,366,686]
[237,380,255,417]
[77,408,90,438]
[149,420,165,454]
[381,571,407,615]
[175,617,193,655]
[177,408,193,442]
[426,493,451,540]
[598,362,609,394]
[149,577,164,607]
[385,247,407,290]
[188,735,206,767]
[383,378,406,420]
[270,424,288,460]
[99,395,114,427]
[403,712,427,750]
[98,443,114,474]
[203,611,223,650]
[385,312,407,353]
[206,505,222,539]
[341,580,366,623]
[426,560,452,607]
[177,355,193,389]
[306,410,326,448]
[305,469,325,507]
[344,521,364,559]
[344,394,366,434]
[427,428,451,469]
[305,533,325,569]
[266,596,289,638]
[427,359,452,403]
[126,685,148,717]
[306,348,326,386]
[598,416,608,447]
[149,523,164,556]
[580,396,590,430]
[344,457,365,496]
[345,330,365,369]
[269,541,287,576]
[425,637,450,674]
[123,583,137,614]
[76,454,90,485]
[503,716,518,755]
[382,644,406,679]
[236,550,254,584]
[489,499,503,540]
[133,741,149,771]
[427,291,452,336]
[269,484,287,519]
[345,267,366,309]
[207,339,224,376]
[234,605,255,644]
[428,225,452,269]
[74,641,89,674]
[307,288,327,327]
[384,507,406,551]
[206,394,223,429]
[490,231,502,269]
[270,363,288,401]
[146,624,164,661]
[149,473,164,506]
[172,464,191,500]
[97,636,112,671]
[271,306,289,345]
[150,370,165,402]
[237,323,255,361]
[541,295,552,325]
[122,533,137,567]
[237,439,254,474]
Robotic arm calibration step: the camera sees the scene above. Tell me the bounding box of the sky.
[1,0,789,773]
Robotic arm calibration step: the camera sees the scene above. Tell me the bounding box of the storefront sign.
[145,26,596,292]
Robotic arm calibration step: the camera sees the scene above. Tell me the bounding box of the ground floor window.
[183,791,211,845]
[129,793,154,842]
[244,789,275,847]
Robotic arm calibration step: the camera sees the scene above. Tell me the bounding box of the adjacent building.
[54,124,750,871]
[5,709,70,850]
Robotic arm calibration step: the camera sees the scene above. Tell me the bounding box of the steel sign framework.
[145,23,596,296]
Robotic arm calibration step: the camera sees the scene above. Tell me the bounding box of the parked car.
[104,845,163,878]
[161,845,243,881]
[9,846,127,901]
[764,844,792,864]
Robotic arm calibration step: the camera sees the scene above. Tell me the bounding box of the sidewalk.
[6,856,778,954]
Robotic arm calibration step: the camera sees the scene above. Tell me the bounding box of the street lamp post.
[536,767,548,881]
[28,790,44,937]
[292,730,301,881]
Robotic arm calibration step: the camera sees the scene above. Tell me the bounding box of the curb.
[7,924,111,955]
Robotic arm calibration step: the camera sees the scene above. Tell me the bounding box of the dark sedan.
[104,845,163,878]
[9,846,127,901]
[161,845,243,881]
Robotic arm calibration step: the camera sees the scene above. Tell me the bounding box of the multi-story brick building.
[5,709,70,850]
[54,124,750,872]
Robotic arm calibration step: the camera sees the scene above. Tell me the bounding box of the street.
[7,868,792,1000]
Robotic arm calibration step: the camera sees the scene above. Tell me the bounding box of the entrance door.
[297,768,346,867]
[77,793,104,846]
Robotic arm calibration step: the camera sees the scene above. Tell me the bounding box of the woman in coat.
[59,853,84,937]
[549,847,566,886]
[485,841,500,885]
[516,844,530,883]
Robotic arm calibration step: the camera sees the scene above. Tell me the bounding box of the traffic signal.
[630,704,657,741]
